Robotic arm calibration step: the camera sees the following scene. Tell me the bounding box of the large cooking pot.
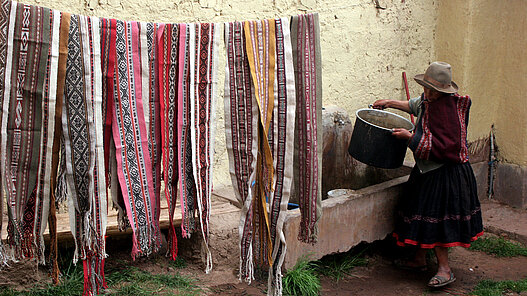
[348,108,414,169]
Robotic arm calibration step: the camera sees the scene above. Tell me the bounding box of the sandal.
[427,271,456,288]
[393,259,428,272]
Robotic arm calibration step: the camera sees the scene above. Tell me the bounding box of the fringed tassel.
[130,224,158,260]
[55,145,68,205]
[239,243,254,284]
[0,241,9,269]
[166,223,178,261]
[299,223,319,245]
[82,253,107,296]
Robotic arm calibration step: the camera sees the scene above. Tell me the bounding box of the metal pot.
[348,108,414,169]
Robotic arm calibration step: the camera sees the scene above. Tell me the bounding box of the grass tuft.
[472,278,527,296]
[469,236,527,257]
[282,257,321,296]
[169,256,187,269]
[316,249,368,282]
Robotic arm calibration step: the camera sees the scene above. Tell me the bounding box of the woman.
[372,62,483,288]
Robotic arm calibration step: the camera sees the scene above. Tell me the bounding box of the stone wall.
[21,0,438,187]
[436,0,527,207]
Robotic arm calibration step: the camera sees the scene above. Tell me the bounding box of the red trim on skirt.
[392,231,484,249]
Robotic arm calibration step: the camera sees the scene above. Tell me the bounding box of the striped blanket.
[0,1,60,263]
[60,14,108,295]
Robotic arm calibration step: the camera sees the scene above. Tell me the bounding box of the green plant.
[169,256,187,269]
[282,258,321,296]
[316,250,368,282]
[469,236,527,257]
[472,278,527,296]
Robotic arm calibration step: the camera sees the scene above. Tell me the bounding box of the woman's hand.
[372,99,391,110]
[391,128,412,140]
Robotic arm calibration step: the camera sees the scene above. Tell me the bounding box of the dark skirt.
[393,162,484,248]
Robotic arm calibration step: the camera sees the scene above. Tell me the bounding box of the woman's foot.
[428,270,456,288]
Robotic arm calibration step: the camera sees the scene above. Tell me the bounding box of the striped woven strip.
[157,22,181,259]
[108,19,160,259]
[224,21,258,282]
[191,22,219,273]
[0,0,13,267]
[267,17,296,296]
[100,18,129,232]
[62,14,108,295]
[244,18,275,267]
[48,11,70,284]
[141,22,162,241]
[177,23,198,240]
[1,2,58,262]
[291,13,322,244]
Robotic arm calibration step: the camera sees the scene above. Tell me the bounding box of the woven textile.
[157,22,182,259]
[225,18,296,294]
[224,21,258,283]
[291,13,322,244]
[1,2,60,263]
[191,22,219,273]
[48,10,70,284]
[107,19,161,259]
[409,94,471,163]
[158,22,219,271]
[100,18,129,232]
[244,18,276,269]
[0,0,12,267]
[61,14,108,295]
[267,17,296,296]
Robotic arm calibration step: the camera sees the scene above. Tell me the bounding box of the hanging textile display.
[157,22,182,260]
[267,17,296,296]
[190,22,219,273]
[105,19,161,259]
[60,13,108,295]
[140,22,163,246]
[244,18,276,271]
[224,21,258,283]
[48,10,71,284]
[158,21,219,271]
[225,17,297,294]
[291,13,323,244]
[100,18,128,233]
[0,1,60,263]
[225,14,322,296]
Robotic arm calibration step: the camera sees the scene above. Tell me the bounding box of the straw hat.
[414,61,458,94]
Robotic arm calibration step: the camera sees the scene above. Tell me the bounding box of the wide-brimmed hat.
[414,61,458,94]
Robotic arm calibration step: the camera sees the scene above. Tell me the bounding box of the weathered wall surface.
[436,0,527,166]
[22,0,437,186]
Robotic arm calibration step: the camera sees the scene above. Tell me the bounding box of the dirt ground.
[2,209,527,295]
[196,235,527,296]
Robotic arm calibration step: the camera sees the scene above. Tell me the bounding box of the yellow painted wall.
[21,0,438,185]
[436,0,527,165]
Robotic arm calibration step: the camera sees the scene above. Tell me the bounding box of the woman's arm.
[372,99,411,113]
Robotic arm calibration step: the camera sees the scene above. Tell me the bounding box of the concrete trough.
[282,175,408,270]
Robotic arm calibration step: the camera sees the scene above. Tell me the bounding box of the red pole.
[402,71,415,124]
